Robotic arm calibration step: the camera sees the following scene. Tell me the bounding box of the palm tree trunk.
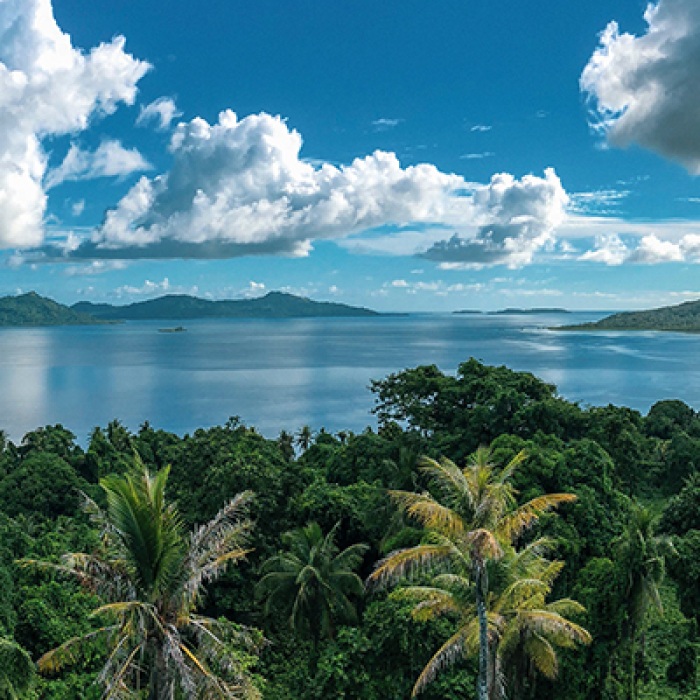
[476,562,489,700]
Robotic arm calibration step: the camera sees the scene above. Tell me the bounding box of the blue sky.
[2,0,700,311]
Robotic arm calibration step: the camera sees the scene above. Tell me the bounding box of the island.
[0,291,382,327]
[0,291,104,326]
[452,309,483,315]
[491,307,571,315]
[556,298,700,332]
[72,291,380,320]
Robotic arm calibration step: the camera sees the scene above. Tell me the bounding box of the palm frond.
[412,628,467,697]
[389,490,465,538]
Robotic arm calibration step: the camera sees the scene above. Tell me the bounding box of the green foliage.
[257,522,368,642]
[0,292,100,327]
[0,454,86,519]
[0,637,35,699]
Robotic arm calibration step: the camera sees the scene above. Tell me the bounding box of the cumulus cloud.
[422,168,568,268]
[45,140,151,189]
[49,109,472,260]
[581,0,700,172]
[0,0,149,248]
[137,96,182,131]
[112,277,198,298]
[581,232,700,265]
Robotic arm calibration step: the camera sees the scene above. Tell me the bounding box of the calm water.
[1,312,699,442]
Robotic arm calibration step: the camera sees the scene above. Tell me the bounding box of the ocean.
[1,312,699,442]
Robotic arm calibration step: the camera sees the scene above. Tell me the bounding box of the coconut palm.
[391,539,590,698]
[256,522,368,643]
[295,426,313,452]
[615,503,673,700]
[370,447,577,700]
[25,458,261,699]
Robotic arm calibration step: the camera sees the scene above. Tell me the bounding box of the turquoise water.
[0,312,699,442]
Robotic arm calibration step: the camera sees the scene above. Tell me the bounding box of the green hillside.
[72,291,380,320]
[0,292,101,326]
[558,298,700,332]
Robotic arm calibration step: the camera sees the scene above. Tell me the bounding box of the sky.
[2,0,700,311]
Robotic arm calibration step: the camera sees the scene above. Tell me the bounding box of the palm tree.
[295,426,313,452]
[615,503,673,700]
[370,447,577,700]
[25,458,261,699]
[492,546,591,698]
[256,522,368,643]
[391,539,590,699]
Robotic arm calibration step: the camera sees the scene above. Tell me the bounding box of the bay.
[0,311,699,442]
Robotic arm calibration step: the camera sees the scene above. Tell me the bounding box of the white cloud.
[240,280,266,298]
[52,109,472,260]
[64,260,127,276]
[628,235,684,263]
[372,118,402,130]
[45,140,151,189]
[470,124,492,132]
[382,278,485,296]
[137,96,182,131]
[460,152,495,160]
[422,168,569,268]
[580,232,700,265]
[71,199,85,217]
[580,233,631,265]
[581,0,700,172]
[0,0,148,248]
[569,189,629,214]
[113,277,198,298]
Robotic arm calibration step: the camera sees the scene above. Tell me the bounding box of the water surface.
[1,312,698,442]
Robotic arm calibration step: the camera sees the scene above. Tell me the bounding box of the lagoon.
[1,311,700,442]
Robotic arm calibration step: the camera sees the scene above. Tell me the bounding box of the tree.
[370,447,578,700]
[615,503,673,700]
[295,426,314,453]
[257,522,368,644]
[0,638,35,699]
[25,458,262,699]
[392,541,590,698]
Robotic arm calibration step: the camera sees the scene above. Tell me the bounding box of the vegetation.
[0,292,102,327]
[24,459,261,698]
[557,298,700,332]
[72,291,379,320]
[0,359,698,698]
[369,449,584,698]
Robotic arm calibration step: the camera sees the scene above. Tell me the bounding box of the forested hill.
[0,291,101,326]
[558,298,700,331]
[72,291,380,320]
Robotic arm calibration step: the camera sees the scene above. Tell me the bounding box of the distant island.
[72,291,379,320]
[556,298,700,332]
[452,309,483,315]
[0,292,104,326]
[492,308,571,315]
[0,291,380,326]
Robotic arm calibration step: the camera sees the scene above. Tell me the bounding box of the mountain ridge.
[0,291,103,326]
[72,291,380,320]
[556,298,700,332]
